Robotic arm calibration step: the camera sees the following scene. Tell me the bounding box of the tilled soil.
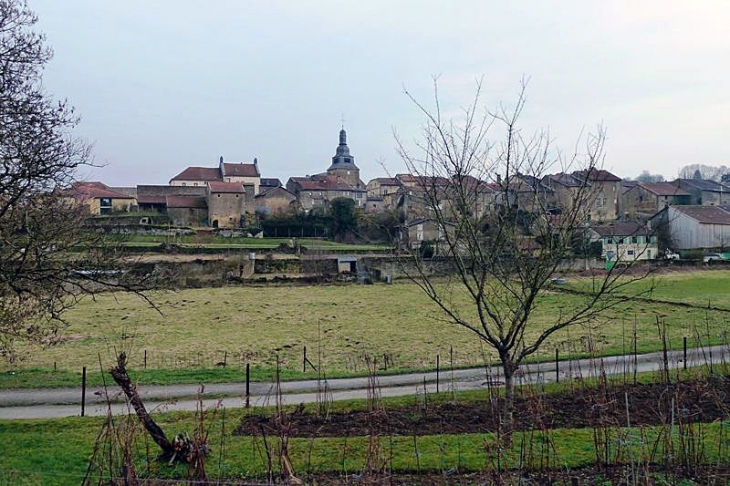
[235,377,729,437]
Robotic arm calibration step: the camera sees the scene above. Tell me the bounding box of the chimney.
[496,174,502,185]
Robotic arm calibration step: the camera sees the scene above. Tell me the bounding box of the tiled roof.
[207,181,245,193]
[675,179,730,193]
[222,162,259,177]
[545,173,583,188]
[294,175,362,192]
[255,186,296,199]
[170,167,222,182]
[68,182,134,199]
[372,177,399,185]
[573,168,621,182]
[166,196,207,209]
[639,183,690,196]
[591,222,648,237]
[672,205,730,225]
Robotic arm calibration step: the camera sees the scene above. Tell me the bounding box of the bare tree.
[0,0,149,359]
[395,78,654,431]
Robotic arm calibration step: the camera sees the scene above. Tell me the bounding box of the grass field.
[1,371,728,485]
[1,269,729,389]
[115,235,393,251]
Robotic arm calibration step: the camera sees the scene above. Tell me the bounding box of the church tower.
[327,128,362,188]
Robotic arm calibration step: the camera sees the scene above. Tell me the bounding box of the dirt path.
[0,345,727,420]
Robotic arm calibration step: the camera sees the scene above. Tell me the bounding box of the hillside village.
[64,127,730,259]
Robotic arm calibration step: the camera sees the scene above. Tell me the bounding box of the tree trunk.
[110,352,175,458]
[501,361,516,439]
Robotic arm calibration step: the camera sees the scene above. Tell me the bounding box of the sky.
[31,1,730,187]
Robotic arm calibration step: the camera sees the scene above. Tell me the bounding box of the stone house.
[366,177,400,198]
[206,181,253,228]
[166,195,208,226]
[170,156,261,194]
[63,182,136,215]
[401,217,455,254]
[571,169,621,222]
[621,182,691,221]
[254,186,297,215]
[287,175,366,212]
[671,179,730,206]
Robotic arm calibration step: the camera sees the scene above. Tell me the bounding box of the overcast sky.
[32,1,730,186]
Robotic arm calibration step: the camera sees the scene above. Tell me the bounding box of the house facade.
[206,181,253,228]
[588,222,658,262]
[170,157,261,194]
[63,182,137,215]
[621,182,691,221]
[572,169,621,222]
[671,179,730,206]
[254,186,297,215]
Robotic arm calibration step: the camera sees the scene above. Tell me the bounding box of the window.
[627,249,635,256]
[99,197,112,215]
[182,183,187,187]
[632,236,638,244]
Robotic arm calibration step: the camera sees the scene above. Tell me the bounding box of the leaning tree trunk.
[110,352,175,459]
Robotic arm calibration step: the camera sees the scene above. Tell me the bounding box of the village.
[64,127,730,263]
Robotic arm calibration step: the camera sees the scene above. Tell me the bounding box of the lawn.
[1,270,729,389]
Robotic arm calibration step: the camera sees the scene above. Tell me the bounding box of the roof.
[544,173,583,188]
[371,177,400,185]
[675,178,730,193]
[255,186,296,199]
[292,175,363,192]
[67,182,135,199]
[166,196,207,209]
[591,222,648,237]
[638,182,690,196]
[222,162,259,178]
[170,167,222,182]
[671,205,730,225]
[260,178,282,188]
[207,181,245,193]
[573,168,621,182]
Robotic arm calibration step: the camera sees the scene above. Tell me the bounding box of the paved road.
[0,345,727,420]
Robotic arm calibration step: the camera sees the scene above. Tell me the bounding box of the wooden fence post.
[245,363,250,408]
[81,366,87,417]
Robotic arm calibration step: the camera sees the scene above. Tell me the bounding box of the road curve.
[0,345,727,420]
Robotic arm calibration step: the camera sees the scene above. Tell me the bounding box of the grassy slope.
[2,270,729,389]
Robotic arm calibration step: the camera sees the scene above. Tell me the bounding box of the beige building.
[206,181,254,228]
[63,182,136,215]
[254,186,297,215]
[170,156,261,194]
[589,222,658,262]
[621,182,691,221]
[571,169,621,222]
[671,179,730,206]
